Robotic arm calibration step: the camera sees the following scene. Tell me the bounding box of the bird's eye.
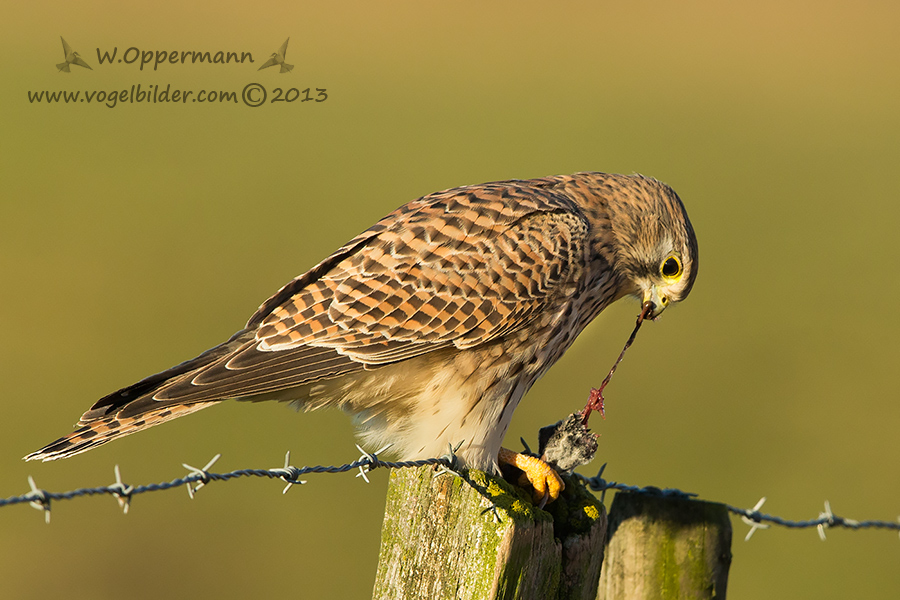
[660,256,682,279]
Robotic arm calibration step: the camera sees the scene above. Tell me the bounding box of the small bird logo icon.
[258,38,293,73]
[57,37,92,73]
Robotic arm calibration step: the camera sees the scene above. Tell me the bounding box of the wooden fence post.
[596,491,733,600]
[373,465,607,600]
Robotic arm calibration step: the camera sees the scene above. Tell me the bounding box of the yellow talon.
[498,446,565,508]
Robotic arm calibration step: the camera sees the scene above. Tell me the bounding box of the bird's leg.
[498,446,564,508]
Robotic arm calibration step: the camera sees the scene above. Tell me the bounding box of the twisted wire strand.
[577,467,900,538]
[4,451,898,538]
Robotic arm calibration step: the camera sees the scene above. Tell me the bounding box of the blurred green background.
[2,1,899,598]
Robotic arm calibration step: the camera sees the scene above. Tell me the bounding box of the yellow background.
[2,1,899,598]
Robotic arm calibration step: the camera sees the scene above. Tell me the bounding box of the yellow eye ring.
[660,255,682,279]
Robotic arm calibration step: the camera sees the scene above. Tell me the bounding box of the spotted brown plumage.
[26,172,698,501]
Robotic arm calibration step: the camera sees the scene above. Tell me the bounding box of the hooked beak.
[642,285,669,320]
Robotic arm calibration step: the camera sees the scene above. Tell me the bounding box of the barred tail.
[24,401,218,462]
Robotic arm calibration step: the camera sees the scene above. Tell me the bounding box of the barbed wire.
[3,446,898,541]
[0,444,455,523]
[577,464,900,541]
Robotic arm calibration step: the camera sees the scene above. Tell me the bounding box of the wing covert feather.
[145,179,590,404]
[257,182,589,357]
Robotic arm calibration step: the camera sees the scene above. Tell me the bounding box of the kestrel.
[26,172,698,503]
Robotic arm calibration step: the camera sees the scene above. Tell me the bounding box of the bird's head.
[599,174,699,320]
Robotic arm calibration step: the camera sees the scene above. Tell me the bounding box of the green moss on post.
[373,466,607,600]
[596,491,733,600]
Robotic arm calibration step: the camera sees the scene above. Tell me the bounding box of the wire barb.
[182,453,221,499]
[274,451,306,494]
[110,465,134,514]
[354,443,393,483]
[518,437,533,456]
[818,500,834,541]
[434,441,464,477]
[740,497,771,541]
[480,504,502,523]
[26,475,50,524]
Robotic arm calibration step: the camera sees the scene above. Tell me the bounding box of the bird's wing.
[278,38,290,58]
[73,56,92,69]
[26,178,591,461]
[258,56,278,70]
[61,36,72,58]
[148,179,590,405]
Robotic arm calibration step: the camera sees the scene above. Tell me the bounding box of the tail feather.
[24,401,218,462]
[22,327,361,461]
[80,329,253,422]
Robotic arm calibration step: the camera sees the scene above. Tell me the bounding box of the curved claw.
[499,447,565,506]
